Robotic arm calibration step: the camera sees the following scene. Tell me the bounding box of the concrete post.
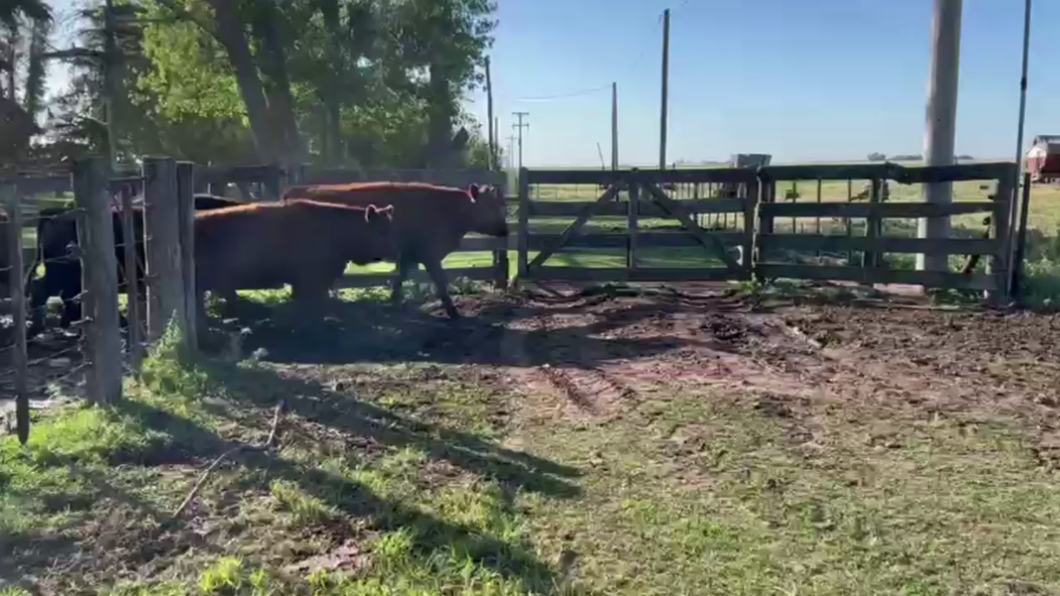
[918,0,963,272]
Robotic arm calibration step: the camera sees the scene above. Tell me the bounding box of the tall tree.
[385,0,496,167]
[0,0,51,29]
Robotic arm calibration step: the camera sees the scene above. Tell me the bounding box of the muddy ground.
[6,283,1060,593]
[227,284,1060,457]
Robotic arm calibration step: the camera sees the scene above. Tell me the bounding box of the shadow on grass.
[216,287,753,369]
[115,395,570,592]
[196,360,582,497]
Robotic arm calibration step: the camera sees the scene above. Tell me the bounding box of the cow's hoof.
[445,309,462,321]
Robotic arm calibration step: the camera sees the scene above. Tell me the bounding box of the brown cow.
[193,199,396,323]
[282,182,508,319]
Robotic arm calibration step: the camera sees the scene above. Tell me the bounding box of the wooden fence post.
[119,185,143,370]
[493,176,510,289]
[755,175,775,283]
[627,171,639,270]
[989,169,1015,303]
[73,157,123,405]
[176,161,197,351]
[743,174,759,279]
[863,178,883,269]
[142,157,186,345]
[3,184,29,442]
[517,167,530,282]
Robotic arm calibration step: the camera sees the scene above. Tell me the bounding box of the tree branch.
[151,0,215,36]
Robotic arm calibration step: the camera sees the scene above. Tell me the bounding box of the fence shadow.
[114,394,574,592]
[208,289,746,369]
[196,359,582,496]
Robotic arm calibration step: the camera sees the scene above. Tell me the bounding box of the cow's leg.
[60,281,81,329]
[423,258,459,319]
[27,276,49,336]
[291,279,330,310]
[391,254,416,308]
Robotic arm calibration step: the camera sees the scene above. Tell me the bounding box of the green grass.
[0,327,569,595]
[5,306,1060,594]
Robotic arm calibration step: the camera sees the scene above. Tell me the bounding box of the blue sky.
[43,0,1060,167]
[466,0,1060,166]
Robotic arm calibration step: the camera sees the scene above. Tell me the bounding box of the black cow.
[28,193,245,336]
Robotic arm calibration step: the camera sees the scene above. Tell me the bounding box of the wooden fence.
[3,157,199,444]
[514,161,1020,297]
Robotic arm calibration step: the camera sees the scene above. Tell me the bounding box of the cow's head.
[363,203,394,224]
[466,184,508,238]
[361,203,400,259]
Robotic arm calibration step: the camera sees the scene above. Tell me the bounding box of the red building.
[1027,135,1060,183]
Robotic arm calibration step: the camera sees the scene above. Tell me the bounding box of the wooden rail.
[516,162,1018,298]
[10,160,1022,298]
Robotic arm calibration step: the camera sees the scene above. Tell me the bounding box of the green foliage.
[40,0,499,169]
[134,1,254,163]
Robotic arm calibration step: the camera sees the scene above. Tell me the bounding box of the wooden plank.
[1009,173,1033,297]
[119,186,143,370]
[527,266,739,282]
[742,176,758,277]
[527,197,745,217]
[142,157,186,344]
[524,167,754,185]
[761,201,995,219]
[755,263,996,291]
[176,162,197,352]
[759,161,1015,183]
[990,171,1015,303]
[4,185,29,443]
[458,236,508,251]
[863,178,882,268]
[73,157,123,405]
[526,183,620,270]
[334,267,495,289]
[108,176,143,193]
[15,175,70,195]
[523,231,743,250]
[627,179,639,269]
[759,233,997,255]
[301,167,507,189]
[641,179,741,270]
[199,163,281,185]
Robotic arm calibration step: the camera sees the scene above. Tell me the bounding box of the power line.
[511,84,612,103]
[506,4,679,106]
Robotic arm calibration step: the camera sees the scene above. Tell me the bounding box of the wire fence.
[2,157,199,445]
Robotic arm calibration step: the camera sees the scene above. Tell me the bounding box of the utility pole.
[611,83,618,170]
[918,0,963,272]
[659,8,670,170]
[506,133,516,169]
[512,111,529,170]
[485,56,496,170]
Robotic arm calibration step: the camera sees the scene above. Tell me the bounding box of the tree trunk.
[320,0,341,165]
[205,0,280,164]
[4,26,18,102]
[24,18,48,121]
[425,62,454,168]
[250,2,302,165]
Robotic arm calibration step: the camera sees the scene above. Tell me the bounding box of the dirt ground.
[6,283,1060,594]
[235,283,1060,468]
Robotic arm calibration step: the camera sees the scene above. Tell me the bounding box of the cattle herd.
[8,181,508,342]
